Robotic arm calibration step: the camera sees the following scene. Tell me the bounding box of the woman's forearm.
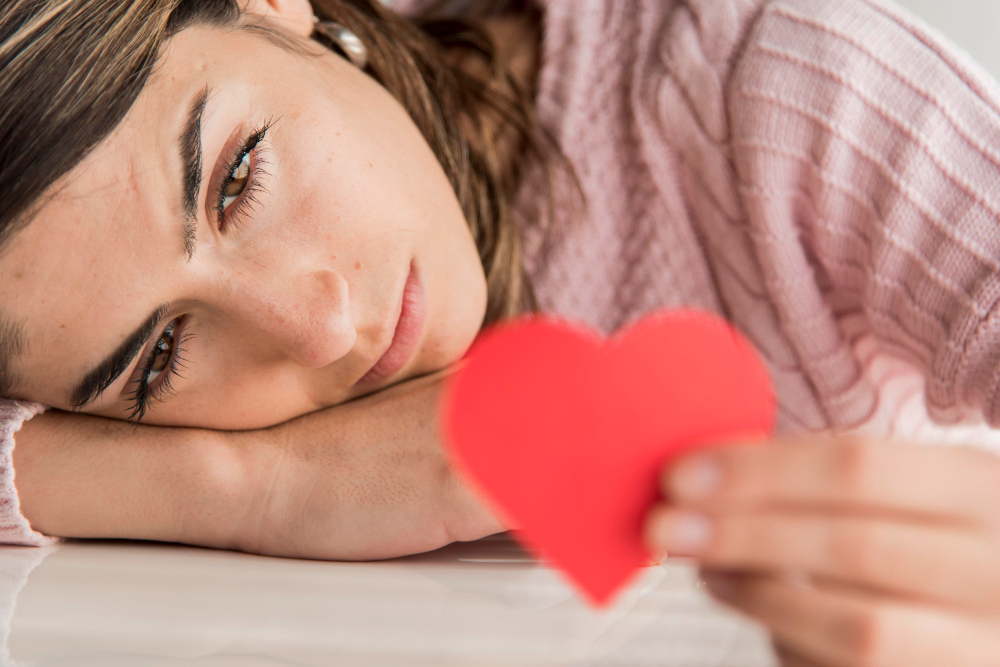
[11,371,503,559]
[13,410,247,549]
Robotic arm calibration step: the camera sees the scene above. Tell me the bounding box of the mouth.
[357,260,426,387]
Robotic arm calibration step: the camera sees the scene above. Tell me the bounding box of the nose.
[227,268,357,368]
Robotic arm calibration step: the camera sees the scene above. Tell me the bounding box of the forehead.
[0,25,235,400]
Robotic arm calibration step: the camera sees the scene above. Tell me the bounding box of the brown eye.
[149,325,176,376]
[222,153,251,200]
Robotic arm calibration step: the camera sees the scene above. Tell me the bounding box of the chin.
[415,330,477,376]
[420,304,487,373]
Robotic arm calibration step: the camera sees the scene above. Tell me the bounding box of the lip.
[357,261,426,387]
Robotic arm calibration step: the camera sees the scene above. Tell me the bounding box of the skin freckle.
[1,7,489,429]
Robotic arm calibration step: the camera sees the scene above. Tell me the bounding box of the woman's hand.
[234,368,506,561]
[643,436,1000,667]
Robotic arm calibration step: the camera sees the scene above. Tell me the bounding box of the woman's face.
[0,3,488,428]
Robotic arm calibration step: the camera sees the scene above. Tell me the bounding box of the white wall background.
[387,0,1000,82]
[892,0,1000,80]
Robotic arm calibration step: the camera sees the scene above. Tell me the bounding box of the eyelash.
[122,121,278,423]
[125,320,195,424]
[214,118,276,234]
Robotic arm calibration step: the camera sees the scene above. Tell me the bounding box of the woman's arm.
[233,370,507,560]
[12,409,246,548]
[12,370,504,560]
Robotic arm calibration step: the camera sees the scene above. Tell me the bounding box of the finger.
[647,507,1000,612]
[664,437,1000,525]
[703,571,1000,667]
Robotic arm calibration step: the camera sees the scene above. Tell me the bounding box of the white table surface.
[1,534,775,667]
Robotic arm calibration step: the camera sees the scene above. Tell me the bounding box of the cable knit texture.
[517,0,1000,432]
[0,403,55,546]
[2,0,1000,544]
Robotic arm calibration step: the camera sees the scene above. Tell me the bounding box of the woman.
[1,0,999,664]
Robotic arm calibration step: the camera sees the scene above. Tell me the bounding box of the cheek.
[145,355,324,430]
[411,185,488,373]
[355,131,489,370]
[273,83,489,368]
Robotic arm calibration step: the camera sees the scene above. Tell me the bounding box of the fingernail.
[672,455,722,501]
[702,572,737,599]
[656,511,712,554]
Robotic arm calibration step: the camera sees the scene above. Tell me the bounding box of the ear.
[241,0,315,38]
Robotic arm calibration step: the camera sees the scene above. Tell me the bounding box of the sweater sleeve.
[846,330,1000,452]
[0,401,57,547]
[727,0,1000,427]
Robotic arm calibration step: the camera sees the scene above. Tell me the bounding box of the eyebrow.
[68,88,213,409]
[179,86,210,260]
[70,305,169,409]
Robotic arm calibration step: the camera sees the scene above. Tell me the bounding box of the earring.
[312,17,369,70]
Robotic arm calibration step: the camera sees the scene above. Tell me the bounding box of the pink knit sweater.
[3,0,1000,546]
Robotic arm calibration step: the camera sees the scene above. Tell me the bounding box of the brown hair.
[0,0,556,396]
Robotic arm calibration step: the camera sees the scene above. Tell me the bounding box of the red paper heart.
[441,310,775,607]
